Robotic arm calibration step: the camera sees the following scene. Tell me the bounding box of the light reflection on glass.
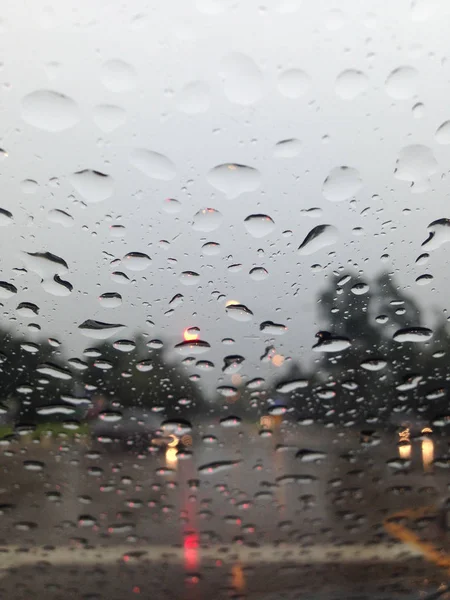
[421,436,434,472]
[165,447,178,467]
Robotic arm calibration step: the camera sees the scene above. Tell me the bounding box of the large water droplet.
[93,104,126,132]
[385,66,418,99]
[174,340,211,355]
[335,69,368,99]
[276,379,308,393]
[0,208,13,225]
[312,331,351,353]
[422,219,450,250]
[23,251,68,278]
[202,242,221,256]
[41,275,73,297]
[394,144,437,192]
[273,138,302,158]
[0,281,17,299]
[179,271,200,285]
[99,292,122,308]
[244,214,275,238]
[219,53,263,105]
[130,148,176,180]
[360,359,387,371]
[78,320,125,340]
[47,209,74,227]
[322,166,362,202]
[393,327,433,342]
[21,90,80,131]
[435,120,450,144]
[277,69,310,98]
[192,208,223,232]
[298,224,338,255]
[70,169,114,203]
[101,59,137,92]
[226,303,253,322]
[177,81,210,113]
[123,252,151,271]
[249,267,268,281]
[260,321,287,335]
[207,163,261,199]
[198,460,241,475]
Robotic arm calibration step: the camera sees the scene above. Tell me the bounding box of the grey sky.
[1,0,450,389]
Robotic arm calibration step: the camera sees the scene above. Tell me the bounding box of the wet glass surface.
[1,0,450,598]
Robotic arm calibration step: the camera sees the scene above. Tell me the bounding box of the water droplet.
[273,138,302,158]
[249,267,268,281]
[101,59,137,92]
[78,320,125,340]
[36,362,72,380]
[351,282,369,295]
[110,224,126,238]
[123,252,151,271]
[21,90,80,131]
[41,275,73,296]
[226,303,253,322]
[220,53,263,105]
[93,104,126,132]
[360,359,387,371]
[435,120,450,144]
[192,208,223,232]
[394,145,437,192]
[335,69,368,99]
[130,148,176,180]
[220,415,242,427]
[22,251,68,278]
[47,208,74,227]
[0,208,12,225]
[412,102,425,118]
[277,69,311,98]
[416,274,433,285]
[16,302,39,317]
[23,460,45,472]
[177,81,210,113]
[198,460,241,475]
[136,360,153,372]
[322,166,362,202]
[111,271,130,284]
[21,179,39,194]
[276,379,308,393]
[162,198,182,214]
[0,281,17,299]
[179,271,200,285]
[393,327,433,342]
[202,242,221,256]
[422,219,450,251]
[298,224,338,255]
[207,163,261,198]
[174,340,211,355]
[70,169,114,203]
[37,405,75,416]
[99,292,122,308]
[244,214,275,238]
[296,449,327,463]
[260,321,287,335]
[312,331,351,353]
[385,66,418,99]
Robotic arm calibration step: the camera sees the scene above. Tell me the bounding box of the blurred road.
[0,423,449,599]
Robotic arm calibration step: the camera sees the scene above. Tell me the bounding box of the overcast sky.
[1,0,450,390]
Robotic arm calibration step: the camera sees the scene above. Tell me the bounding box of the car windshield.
[1,1,450,599]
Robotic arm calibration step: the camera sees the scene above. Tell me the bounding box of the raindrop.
[17,302,39,317]
[23,251,68,278]
[177,81,210,113]
[351,282,369,295]
[296,449,327,463]
[41,275,73,296]
[422,219,450,250]
[21,179,39,194]
[244,214,275,238]
[70,169,114,203]
[249,267,268,281]
[393,327,433,342]
[47,209,74,227]
[136,360,153,372]
[198,460,241,474]
[113,339,136,352]
[394,145,437,192]
[99,292,122,308]
[273,138,302,158]
[101,59,137,92]
[220,415,242,427]
[21,90,80,131]
[360,359,387,371]
[179,271,200,285]
[129,148,176,180]
[226,303,253,322]
[216,386,237,397]
[260,321,287,335]
[207,163,261,198]
[23,460,45,471]
[36,362,72,380]
[312,331,351,353]
[78,320,125,340]
[222,355,244,374]
[93,104,126,132]
[322,166,362,202]
[416,253,429,265]
[435,120,450,144]
[0,208,13,225]
[298,224,338,255]
[335,69,368,99]
[416,274,433,285]
[174,340,211,355]
[162,198,182,214]
[385,66,418,99]
[219,52,263,105]
[192,208,223,232]
[276,379,308,393]
[202,242,221,256]
[0,281,17,299]
[123,252,151,271]
[277,69,310,98]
